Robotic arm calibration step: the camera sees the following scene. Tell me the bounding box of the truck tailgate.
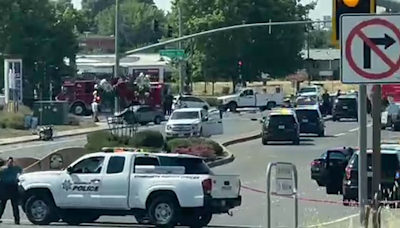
[211,175,240,199]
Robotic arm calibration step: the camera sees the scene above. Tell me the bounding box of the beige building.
[302,48,340,80]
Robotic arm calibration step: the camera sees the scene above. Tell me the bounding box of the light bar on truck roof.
[101,147,162,153]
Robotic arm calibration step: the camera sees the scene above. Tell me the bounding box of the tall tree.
[0,0,82,103]
[170,0,315,85]
[96,0,166,51]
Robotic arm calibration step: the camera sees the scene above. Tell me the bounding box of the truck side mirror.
[66,167,73,174]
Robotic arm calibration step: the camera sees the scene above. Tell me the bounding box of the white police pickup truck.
[19,151,241,227]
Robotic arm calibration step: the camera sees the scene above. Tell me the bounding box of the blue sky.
[72,0,333,19]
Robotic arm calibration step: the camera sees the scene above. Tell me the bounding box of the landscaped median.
[18,130,262,173]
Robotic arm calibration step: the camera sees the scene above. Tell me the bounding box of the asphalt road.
[2,117,400,227]
[0,112,260,160]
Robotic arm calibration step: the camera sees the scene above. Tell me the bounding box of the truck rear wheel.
[25,194,57,225]
[148,195,179,227]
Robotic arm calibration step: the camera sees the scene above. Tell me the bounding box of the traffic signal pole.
[114,0,120,112]
[178,2,184,94]
[124,20,330,56]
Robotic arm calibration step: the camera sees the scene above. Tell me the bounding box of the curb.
[0,128,107,146]
[208,132,261,168]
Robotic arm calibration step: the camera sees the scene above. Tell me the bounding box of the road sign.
[341,14,400,84]
[275,163,294,196]
[160,49,186,59]
[266,162,298,228]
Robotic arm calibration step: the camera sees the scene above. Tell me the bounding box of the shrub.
[85,130,166,153]
[85,131,121,152]
[0,105,32,129]
[175,144,216,159]
[166,138,223,159]
[204,139,224,156]
[128,130,165,148]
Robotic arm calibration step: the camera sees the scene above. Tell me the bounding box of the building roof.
[301,49,340,61]
[65,53,171,68]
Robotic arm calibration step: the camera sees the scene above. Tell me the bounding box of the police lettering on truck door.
[58,156,104,208]
[62,179,99,192]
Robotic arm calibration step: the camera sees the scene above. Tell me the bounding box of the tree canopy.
[95,0,166,51]
[169,0,315,83]
[0,0,86,102]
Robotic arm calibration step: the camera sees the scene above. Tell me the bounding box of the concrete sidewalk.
[0,124,108,146]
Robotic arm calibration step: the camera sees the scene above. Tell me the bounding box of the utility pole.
[114,0,120,112]
[306,25,311,85]
[178,1,184,94]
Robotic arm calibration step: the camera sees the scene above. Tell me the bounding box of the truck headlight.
[167,125,172,130]
[192,124,199,129]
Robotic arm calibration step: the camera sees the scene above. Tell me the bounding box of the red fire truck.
[368,85,400,103]
[56,79,167,115]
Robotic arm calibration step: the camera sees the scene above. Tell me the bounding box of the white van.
[165,108,223,138]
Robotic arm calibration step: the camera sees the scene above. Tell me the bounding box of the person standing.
[322,90,331,116]
[0,157,22,224]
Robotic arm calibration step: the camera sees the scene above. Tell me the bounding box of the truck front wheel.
[25,195,57,225]
[148,195,179,227]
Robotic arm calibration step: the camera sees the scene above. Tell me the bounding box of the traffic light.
[167,25,173,37]
[332,0,376,46]
[153,20,159,32]
[238,61,243,67]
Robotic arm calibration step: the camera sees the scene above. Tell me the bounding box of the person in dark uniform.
[0,157,22,224]
[322,90,331,116]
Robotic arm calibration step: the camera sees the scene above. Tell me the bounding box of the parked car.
[111,105,164,125]
[310,147,355,193]
[332,95,358,121]
[260,108,300,145]
[343,148,400,205]
[295,105,325,136]
[172,95,210,110]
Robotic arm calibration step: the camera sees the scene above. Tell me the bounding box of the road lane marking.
[307,213,359,228]
[0,219,262,228]
[334,133,347,137]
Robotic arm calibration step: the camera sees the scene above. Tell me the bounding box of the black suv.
[332,95,358,121]
[295,105,325,137]
[342,149,400,205]
[261,110,300,145]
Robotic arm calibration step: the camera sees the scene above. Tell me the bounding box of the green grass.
[0,121,97,139]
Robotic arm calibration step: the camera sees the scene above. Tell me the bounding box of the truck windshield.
[170,111,199,120]
[299,87,316,93]
[159,157,213,175]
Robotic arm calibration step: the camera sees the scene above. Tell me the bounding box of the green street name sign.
[160,49,186,58]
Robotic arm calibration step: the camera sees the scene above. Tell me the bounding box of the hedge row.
[85,130,224,159]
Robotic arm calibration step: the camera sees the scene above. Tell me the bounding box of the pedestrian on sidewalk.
[0,157,22,224]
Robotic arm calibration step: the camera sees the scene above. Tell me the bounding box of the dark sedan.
[311,147,355,193]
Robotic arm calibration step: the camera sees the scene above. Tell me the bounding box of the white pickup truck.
[19,151,241,227]
[165,108,223,138]
[218,88,284,111]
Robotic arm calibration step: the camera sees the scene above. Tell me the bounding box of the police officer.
[0,157,22,224]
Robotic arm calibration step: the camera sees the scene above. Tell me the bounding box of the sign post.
[3,58,23,112]
[266,162,298,228]
[340,14,400,226]
[160,49,186,59]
